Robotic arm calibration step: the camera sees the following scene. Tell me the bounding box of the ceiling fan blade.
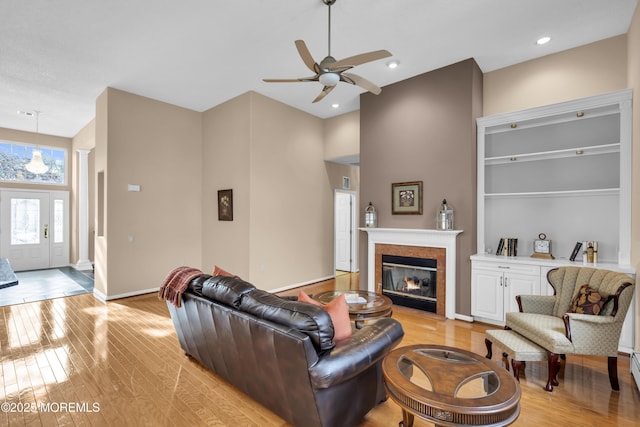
[263,76,319,83]
[295,40,318,73]
[342,72,382,95]
[312,85,336,103]
[330,49,392,70]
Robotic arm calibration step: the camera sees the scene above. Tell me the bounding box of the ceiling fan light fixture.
[263,0,391,103]
[319,72,340,86]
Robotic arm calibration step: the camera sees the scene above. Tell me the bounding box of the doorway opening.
[334,190,358,273]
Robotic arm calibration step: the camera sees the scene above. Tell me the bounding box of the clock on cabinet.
[531,233,554,259]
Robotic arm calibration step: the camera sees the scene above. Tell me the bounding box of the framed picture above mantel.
[392,181,423,215]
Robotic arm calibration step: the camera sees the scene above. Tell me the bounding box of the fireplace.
[375,243,446,316]
[361,228,462,319]
[382,255,437,312]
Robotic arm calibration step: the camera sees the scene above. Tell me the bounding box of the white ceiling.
[1,0,637,138]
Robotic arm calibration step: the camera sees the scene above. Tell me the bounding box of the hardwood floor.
[1,273,638,426]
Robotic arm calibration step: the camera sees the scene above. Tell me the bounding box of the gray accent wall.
[359,58,482,316]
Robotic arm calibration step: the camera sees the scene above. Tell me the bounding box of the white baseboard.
[270,275,336,294]
[93,287,159,302]
[632,352,640,392]
[455,313,474,323]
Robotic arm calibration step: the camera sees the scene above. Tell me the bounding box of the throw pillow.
[212,265,233,277]
[568,284,606,315]
[298,291,353,340]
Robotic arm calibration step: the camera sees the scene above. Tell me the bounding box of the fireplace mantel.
[360,228,462,319]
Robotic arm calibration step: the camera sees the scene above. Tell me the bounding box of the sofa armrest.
[516,294,555,314]
[308,317,404,389]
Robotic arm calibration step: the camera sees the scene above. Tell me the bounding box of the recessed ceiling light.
[536,36,551,45]
[387,61,399,69]
[331,103,340,109]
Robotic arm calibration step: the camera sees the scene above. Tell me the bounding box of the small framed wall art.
[218,189,233,221]
[391,181,423,215]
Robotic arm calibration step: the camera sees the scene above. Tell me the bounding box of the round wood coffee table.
[314,290,392,328]
[382,345,521,427]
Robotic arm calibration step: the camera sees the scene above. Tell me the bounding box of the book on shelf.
[496,237,517,256]
[569,241,582,261]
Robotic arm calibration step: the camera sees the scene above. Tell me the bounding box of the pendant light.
[25,111,49,175]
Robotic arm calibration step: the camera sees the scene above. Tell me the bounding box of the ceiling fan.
[263,0,392,103]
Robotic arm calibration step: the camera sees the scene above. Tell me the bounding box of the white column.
[74,149,93,271]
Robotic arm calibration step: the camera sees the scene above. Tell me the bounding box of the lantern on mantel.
[437,199,454,230]
[365,202,377,228]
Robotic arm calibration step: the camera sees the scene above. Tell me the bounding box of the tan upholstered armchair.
[505,266,635,391]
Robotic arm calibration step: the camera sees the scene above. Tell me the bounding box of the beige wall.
[359,58,482,316]
[94,90,108,295]
[202,92,334,291]
[249,93,333,289]
[70,120,96,265]
[202,93,252,278]
[324,110,360,163]
[484,35,627,116]
[95,88,203,298]
[324,161,360,195]
[628,6,640,350]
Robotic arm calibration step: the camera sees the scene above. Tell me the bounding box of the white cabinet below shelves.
[471,254,635,354]
[471,259,540,325]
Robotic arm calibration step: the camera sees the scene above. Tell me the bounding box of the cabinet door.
[503,272,541,318]
[471,269,504,322]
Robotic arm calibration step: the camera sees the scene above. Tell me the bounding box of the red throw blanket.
[158,266,203,307]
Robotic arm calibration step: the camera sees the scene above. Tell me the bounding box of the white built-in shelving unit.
[471,89,635,353]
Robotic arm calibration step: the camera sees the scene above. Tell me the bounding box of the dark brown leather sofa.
[167,274,404,427]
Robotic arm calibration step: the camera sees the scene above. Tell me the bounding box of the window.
[0,141,66,185]
[11,198,40,245]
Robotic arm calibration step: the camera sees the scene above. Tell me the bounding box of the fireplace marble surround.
[360,228,462,319]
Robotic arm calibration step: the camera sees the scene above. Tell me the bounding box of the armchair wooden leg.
[608,356,620,391]
[485,338,493,359]
[545,353,560,392]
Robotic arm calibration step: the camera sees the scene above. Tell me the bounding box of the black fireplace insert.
[381,254,437,313]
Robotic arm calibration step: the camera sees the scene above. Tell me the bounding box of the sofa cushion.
[298,291,353,341]
[240,289,335,352]
[187,274,212,297]
[568,284,606,315]
[201,275,255,308]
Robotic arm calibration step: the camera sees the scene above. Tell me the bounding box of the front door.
[0,190,69,271]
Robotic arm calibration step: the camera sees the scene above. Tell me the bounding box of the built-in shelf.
[485,143,620,165]
[485,188,620,199]
[474,89,634,352]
